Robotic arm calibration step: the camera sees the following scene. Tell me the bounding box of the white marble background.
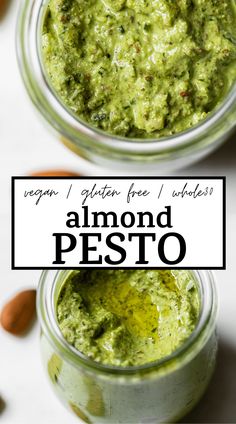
[0,2,236,423]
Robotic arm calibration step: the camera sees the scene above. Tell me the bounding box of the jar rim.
[37,270,218,376]
[16,0,236,158]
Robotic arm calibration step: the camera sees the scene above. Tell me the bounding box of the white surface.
[0,3,236,424]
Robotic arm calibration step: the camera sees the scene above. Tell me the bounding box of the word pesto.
[52,205,186,265]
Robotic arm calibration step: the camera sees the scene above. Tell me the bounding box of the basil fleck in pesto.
[57,270,200,367]
[42,0,236,138]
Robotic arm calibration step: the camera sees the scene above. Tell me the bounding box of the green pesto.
[57,270,200,367]
[42,0,236,138]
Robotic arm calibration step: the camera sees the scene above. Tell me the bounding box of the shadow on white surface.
[182,337,236,423]
[184,129,236,174]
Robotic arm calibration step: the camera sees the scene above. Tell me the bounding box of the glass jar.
[37,270,218,423]
[16,0,236,173]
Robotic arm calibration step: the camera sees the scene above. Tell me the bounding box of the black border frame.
[11,176,226,270]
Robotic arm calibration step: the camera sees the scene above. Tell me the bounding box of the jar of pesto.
[17,0,236,172]
[37,270,217,423]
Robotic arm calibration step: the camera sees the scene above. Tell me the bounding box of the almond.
[0,396,6,413]
[0,0,7,19]
[29,169,80,177]
[0,289,36,335]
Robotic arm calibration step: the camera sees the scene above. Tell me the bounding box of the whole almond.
[0,0,7,19]
[0,395,6,414]
[0,290,36,335]
[29,169,80,177]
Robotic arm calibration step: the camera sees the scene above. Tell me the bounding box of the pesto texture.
[42,0,236,138]
[57,270,200,367]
